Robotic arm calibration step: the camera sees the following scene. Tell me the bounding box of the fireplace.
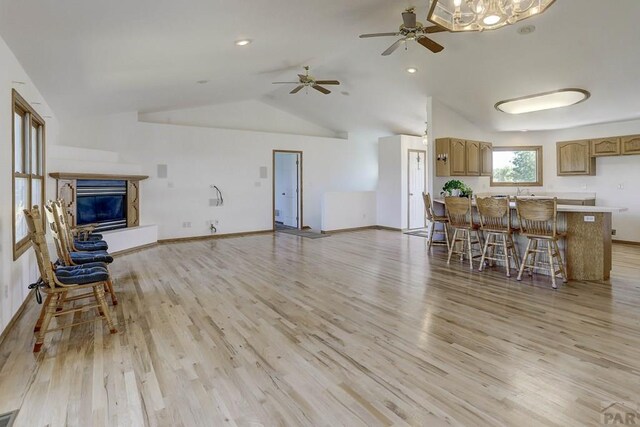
[50,172,148,232]
[76,179,127,231]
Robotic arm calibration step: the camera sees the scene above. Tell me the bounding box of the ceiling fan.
[272,66,340,94]
[359,7,447,56]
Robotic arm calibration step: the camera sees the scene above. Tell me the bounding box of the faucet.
[516,187,522,196]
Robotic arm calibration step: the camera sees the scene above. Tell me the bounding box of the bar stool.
[422,192,450,251]
[445,196,483,269]
[476,196,520,277]
[515,197,568,289]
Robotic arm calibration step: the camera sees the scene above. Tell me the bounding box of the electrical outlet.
[618,184,625,190]
[583,215,595,223]
[612,229,617,236]
[182,221,192,228]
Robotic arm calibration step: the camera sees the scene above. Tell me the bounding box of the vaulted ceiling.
[2,0,639,136]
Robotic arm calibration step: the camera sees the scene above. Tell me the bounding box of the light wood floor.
[1,230,639,426]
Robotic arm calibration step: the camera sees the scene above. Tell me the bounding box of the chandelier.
[427,0,555,32]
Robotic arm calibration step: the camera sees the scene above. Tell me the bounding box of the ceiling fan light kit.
[272,66,340,95]
[427,0,555,32]
[359,7,446,56]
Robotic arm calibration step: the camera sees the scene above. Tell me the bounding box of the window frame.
[490,145,543,187]
[12,89,46,260]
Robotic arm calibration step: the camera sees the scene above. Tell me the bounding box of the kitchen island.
[433,198,627,281]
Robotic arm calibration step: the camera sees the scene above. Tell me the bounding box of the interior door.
[274,152,299,228]
[408,150,427,229]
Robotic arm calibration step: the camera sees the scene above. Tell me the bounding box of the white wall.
[430,97,640,242]
[0,35,60,333]
[59,113,378,239]
[139,99,340,139]
[377,135,426,229]
[321,191,377,232]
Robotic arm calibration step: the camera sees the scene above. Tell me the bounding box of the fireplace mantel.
[49,172,149,181]
[50,172,149,229]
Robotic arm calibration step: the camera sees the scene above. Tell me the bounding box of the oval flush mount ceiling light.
[495,88,590,114]
[235,39,252,46]
[406,67,418,74]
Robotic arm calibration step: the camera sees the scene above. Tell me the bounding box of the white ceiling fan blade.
[382,39,405,56]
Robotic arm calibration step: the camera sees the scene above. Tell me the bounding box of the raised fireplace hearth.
[50,173,148,231]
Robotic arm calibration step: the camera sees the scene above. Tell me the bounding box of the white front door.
[275,152,300,228]
[408,150,427,229]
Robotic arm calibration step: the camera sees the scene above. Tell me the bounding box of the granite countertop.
[473,192,597,201]
[433,198,627,213]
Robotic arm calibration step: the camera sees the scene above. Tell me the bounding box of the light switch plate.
[584,215,595,223]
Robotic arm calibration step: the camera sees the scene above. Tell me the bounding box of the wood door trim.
[407,149,427,229]
[272,150,303,231]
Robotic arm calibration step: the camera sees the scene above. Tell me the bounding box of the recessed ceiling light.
[495,89,590,115]
[518,25,536,35]
[235,39,252,46]
[196,80,209,84]
[406,67,418,74]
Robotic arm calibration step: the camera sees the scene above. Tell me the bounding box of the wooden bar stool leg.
[427,221,435,251]
[517,239,532,281]
[478,232,491,272]
[546,241,557,289]
[34,293,59,353]
[528,240,539,276]
[443,224,451,252]
[95,284,117,334]
[447,229,458,264]
[501,234,511,277]
[554,240,568,283]
[510,235,521,271]
[466,230,474,269]
[459,230,466,262]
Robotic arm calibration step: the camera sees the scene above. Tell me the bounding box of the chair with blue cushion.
[24,206,116,353]
[56,200,109,251]
[58,199,104,242]
[45,201,118,306]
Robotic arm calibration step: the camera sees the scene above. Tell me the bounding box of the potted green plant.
[442,179,473,197]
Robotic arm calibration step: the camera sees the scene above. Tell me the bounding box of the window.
[13,89,45,259]
[490,146,542,187]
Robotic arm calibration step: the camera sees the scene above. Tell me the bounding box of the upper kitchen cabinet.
[479,142,493,176]
[465,140,480,176]
[591,137,620,157]
[557,140,596,176]
[435,138,492,177]
[621,135,640,155]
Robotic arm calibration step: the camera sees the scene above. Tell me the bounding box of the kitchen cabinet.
[621,134,640,155]
[450,139,467,175]
[480,142,493,176]
[557,140,596,176]
[465,140,480,176]
[591,137,620,157]
[435,138,492,177]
